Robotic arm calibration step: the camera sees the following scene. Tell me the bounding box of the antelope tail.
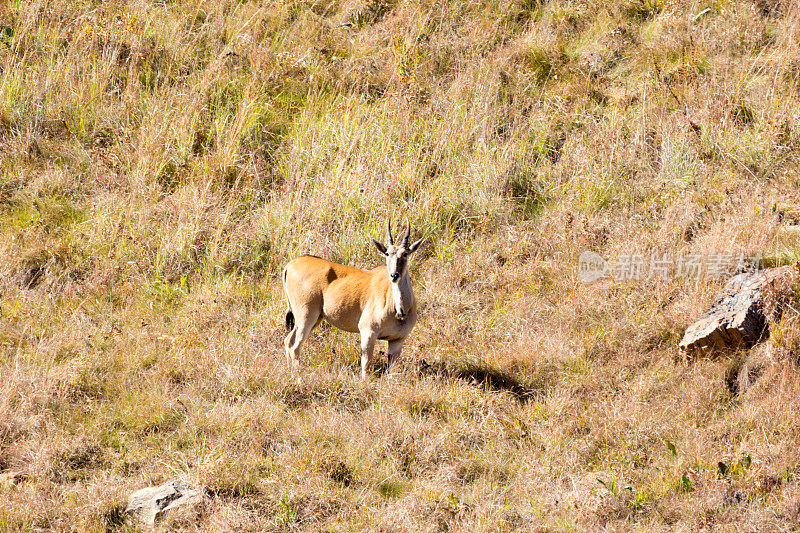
[283,266,295,331]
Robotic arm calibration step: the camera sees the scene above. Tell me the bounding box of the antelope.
[282,220,425,378]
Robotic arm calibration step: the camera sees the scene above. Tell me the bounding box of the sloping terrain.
[2,0,800,530]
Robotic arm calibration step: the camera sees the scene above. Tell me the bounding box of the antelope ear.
[372,239,388,256]
[408,236,426,254]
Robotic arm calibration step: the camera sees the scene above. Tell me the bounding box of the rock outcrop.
[679,265,797,355]
[126,479,201,528]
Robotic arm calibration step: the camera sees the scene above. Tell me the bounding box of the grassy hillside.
[2,0,800,530]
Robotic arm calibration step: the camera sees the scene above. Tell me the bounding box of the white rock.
[126,479,201,528]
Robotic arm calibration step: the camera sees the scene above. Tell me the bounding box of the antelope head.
[372,219,425,284]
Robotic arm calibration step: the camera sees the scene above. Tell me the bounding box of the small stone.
[126,479,201,528]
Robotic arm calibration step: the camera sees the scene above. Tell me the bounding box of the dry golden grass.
[2,0,800,530]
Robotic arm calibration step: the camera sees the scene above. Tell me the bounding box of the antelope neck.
[390,273,413,319]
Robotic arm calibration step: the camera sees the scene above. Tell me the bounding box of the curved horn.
[400,217,411,247]
[386,219,394,245]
